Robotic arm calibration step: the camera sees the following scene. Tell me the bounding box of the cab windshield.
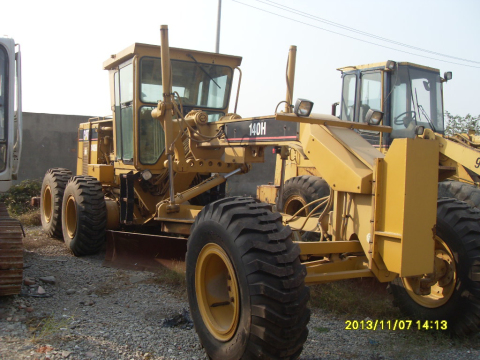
[390,65,444,138]
[140,57,233,110]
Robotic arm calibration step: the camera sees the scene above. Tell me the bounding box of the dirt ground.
[0,227,479,360]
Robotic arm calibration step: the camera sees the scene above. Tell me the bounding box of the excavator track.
[0,203,24,296]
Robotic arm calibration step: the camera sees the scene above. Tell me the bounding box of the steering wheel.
[394,111,416,127]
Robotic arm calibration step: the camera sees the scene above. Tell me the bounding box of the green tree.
[444,111,480,136]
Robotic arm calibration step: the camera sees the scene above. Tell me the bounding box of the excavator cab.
[338,61,447,147]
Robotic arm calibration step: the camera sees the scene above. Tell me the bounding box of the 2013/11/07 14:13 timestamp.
[345,319,448,331]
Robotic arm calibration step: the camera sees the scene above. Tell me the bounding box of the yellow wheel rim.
[402,236,456,308]
[65,195,77,238]
[43,185,53,223]
[284,195,308,216]
[195,243,240,342]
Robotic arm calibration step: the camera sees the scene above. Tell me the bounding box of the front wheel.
[187,197,310,359]
[389,198,480,336]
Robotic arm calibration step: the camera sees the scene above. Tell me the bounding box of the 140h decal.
[248,121,267,136]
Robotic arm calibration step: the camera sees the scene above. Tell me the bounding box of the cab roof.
[103,43,243,70]
[337,61,439,74]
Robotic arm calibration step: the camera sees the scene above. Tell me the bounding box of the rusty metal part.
[30,196,41,207]
[103,230,187,272]
[0,203,24,296]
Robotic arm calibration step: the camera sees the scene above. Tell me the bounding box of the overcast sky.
[2,0,479,118]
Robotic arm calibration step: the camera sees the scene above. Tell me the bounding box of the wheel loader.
[0,36,24,296]
[40,26,480,359]
[262,59,480,214]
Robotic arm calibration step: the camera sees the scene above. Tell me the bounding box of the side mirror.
[443,71,452,82]
[331,102,339,116]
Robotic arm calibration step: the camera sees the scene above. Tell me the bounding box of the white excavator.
[0,36,23,296]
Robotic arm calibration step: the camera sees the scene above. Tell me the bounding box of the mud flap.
[103,230,187,272]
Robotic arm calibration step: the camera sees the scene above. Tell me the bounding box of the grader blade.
[103,231,187,272]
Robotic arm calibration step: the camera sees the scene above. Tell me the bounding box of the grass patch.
[28,313,74,342]
[141,264,187,298]
[309,278,401,319]
[314,326,330,333]
[0,179,41,216]
[149,268,186,288]
[17,209,41,226]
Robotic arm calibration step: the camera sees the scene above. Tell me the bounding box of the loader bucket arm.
[429,130,480,177]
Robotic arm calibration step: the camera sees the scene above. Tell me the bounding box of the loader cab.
[338,61,445,147]
[103,43,242,169]
[0,37,22,192]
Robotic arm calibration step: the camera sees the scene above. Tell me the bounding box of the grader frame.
[40,25,480,359]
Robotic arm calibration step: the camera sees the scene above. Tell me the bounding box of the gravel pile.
[0,227,479,360]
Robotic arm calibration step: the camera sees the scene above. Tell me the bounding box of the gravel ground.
[0,226,479,360]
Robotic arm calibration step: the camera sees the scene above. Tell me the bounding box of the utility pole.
[215,0,221,53]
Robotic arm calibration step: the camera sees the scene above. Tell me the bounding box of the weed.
[309,278,401,319]
[28,313,74,342]
[314,326,330,333]
[17,209,41,226]
[141,264,187,298]
[0,179,41,216]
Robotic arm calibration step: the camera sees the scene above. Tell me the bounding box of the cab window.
[114,62,134,162]
[340,74,356,122]
[359,72,382,123]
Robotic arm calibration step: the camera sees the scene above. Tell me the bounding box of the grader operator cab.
[40,26,480,359]
[0,36,23,296]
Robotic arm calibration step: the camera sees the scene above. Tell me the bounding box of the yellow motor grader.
[40,26,480,359]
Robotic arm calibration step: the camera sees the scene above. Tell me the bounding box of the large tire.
[41,168,72,238]
[279,175,330,241]
[389,198,480,336]
[438,180,480,210]
[186,197,310,359]
[61,176,107,256]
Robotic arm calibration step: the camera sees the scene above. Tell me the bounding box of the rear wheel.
[389,199,480,336]
[280,175,330,241]
[187,197,310,359]
[41,168,72,238]
[438,180,480,210]
[61,176,107,256]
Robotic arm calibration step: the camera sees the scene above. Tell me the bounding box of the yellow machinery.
[40,26,480,359]
[0,36,23,296]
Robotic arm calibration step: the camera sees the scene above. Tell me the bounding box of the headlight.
[385,60,396,70]
[293,99,314,117]
[415,125,425,136]
[365,109,384,126]
[141,169,153,181]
